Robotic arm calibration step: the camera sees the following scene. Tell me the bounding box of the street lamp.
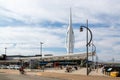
[40,42,44,58]
[96,55,98,72]
[3,47,7,60]
[80,21,93,76]
[5,47,7,55]
[40,42,44,72]
[80,27,93,47]
[91,43,96,70]
[92,43,96,56]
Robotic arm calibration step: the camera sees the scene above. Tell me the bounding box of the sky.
[0,0,120,62]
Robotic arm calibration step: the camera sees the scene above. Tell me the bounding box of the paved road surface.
[0,69,120,80]
[0,73,66,80]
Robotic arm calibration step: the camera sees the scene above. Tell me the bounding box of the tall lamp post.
[80,20,93,76]
[4,47,7,60]
[96,55,98,72]
[40,42,44,58]
[91,43,96,69]
[92,43,96,57]
[5,47,7,55]
[40,42,44,72]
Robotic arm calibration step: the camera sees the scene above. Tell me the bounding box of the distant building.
[0,53,53,60]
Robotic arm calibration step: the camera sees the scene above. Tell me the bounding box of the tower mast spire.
[66,8,74,55]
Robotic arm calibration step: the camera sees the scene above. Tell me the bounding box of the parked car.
[14,65,20,70]
[9,65,20,70]
[0,65,7,69]
[9,65,15,69]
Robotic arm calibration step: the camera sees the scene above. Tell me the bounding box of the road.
[0,73,66,80]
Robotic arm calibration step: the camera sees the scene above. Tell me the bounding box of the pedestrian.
[19,66,25,74]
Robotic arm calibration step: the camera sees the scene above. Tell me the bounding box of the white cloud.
[92,27,120,60]
[0,26,67,55]
[0,0,120,24]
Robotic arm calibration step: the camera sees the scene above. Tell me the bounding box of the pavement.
[0,68,120,80]
[0,73,64,80]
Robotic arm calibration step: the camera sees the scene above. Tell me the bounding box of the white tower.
[66,8,75,55]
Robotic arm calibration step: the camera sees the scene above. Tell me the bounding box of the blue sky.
[0,0,120,62]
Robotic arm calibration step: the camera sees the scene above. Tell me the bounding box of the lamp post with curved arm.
[80,22,93,75]
[80,26,93,46]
